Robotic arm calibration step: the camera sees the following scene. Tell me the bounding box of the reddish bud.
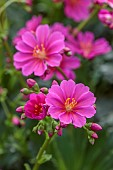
[57,128,63,136]
[91,123,102,131]
[91,132,98,139]
[27,78,37,88]
[16,106,24,113]
[12,116,20,126]
[52,80,58,86]
[40,87,48,94]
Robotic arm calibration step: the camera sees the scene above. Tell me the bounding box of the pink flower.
[24,93,47,120]
[94,0,113,7]
[43,55,80,80]
[26,0,32,6]
[70,31,112,59]
[64,0,92,22]
[12,116,20,126]
[13,15,42,45]
[46,79,96,128]
[98,9,113,29]
[14,24,65,76]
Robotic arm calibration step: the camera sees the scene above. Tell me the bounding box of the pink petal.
[16,41,33,53]
[22,31,37,48]
[60,79,76,98]
[14,52,33,62]
[34,61,47,76]
[36,25,50,45]
[74,106,96,118]
[73,84,89,101]
[46,54,62,67]
[77,92,96,107]
[22,60,38,76]
[48,106,64,119]
[71,113,86,128]
[59,112,72,124]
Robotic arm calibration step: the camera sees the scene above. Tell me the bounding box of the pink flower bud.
[40,87,48,94]
[16,106,24,113]
[91,132,98,139]
[57,128,63,136]
[91,123,102,131]
[27,78,37,88]
[12,116,20,126]
[37,130,44,135]
[20,88,32,95]
[52,80,58,86]
[48,132,54,137]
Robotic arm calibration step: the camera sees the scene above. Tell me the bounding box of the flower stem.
[32,134,54,170]
[1,100,11,119]
[56,67,68,80]
[0,0,17,14]
[75,5,100,35]
[3,40,13,63]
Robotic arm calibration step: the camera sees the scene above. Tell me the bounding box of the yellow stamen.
[65,98,77,112]
[33,44,46,59]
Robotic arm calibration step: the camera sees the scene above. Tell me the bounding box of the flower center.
[65,98,77,112]
[80,42,92,57]
[70,0,77,6]
[33,44,46,59]
[34,104,42,115]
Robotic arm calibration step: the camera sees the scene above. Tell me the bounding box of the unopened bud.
[40,87,48,94]
[20,88,33,95]
[16,106,24,113]
[37,130,44,135]
[90,123,102,131]
[64,47,72,56]
[27,78,37,88]
[21,113,26,119]
[12,116,20,126]
[91,132,98,139]
[57,128,62,136]
[48,132,54,137]
[89,138,95,145]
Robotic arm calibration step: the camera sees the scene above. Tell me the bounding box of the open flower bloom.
[94,0,113,7]
[46,79,96,128]
[24,93,47,120]
[98,9,113,29]
[64,0,92,22]
[14,24,65,76]
[70,31,112,59]
[13,15,42,45]
[43,55,80,80]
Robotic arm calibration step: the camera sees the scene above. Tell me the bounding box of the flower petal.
[71,113,86,127]
[46,54,62,67]
[59,112,72,124]
[22,31,37,48]
[34,61,47,76]
[74,106,96,118]
[48,106,64,119]
[16,41,33,53]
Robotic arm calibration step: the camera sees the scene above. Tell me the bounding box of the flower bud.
[90,123,102,131]
[16,106,24,113]
[57,128,63,136]
[20,88,33,95]
[52,80,58,86]
[27,78,37,88]
[40,87,48,94]
[21,113,26,119]
[91,132,98,139]
[12,116,20,126]
[48,132,54,137]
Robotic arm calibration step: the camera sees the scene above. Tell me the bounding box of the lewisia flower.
[64,0,92,22]
[24,93,47,120]
[70,31,112,59]
[46,79,96,128]
[13,15,42,45]
[94,0,113,8]
[14,24,65,76]
[98,9,113,29]
[43,55,80,80]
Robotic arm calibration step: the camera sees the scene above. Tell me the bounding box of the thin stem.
[3,40,13,63]
[75,5,100,35]
[56,67,68,80]
[0,0,17,14]
[1,100,11,119]
[32,134,54,170]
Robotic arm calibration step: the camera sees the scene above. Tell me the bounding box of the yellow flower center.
[80,42,92,57]
[34,104,42,115]
[33,44,46,59]
[65,98,77,112]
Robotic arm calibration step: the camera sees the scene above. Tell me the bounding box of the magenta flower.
[26,0,32,6]
[24,93,47,120]
[94,0,113,7]
[64,0,92,22]
[70,31,112,59]
[43,55,80,80]
[13,15,42,45]
[14,24,65,76]
[98,9,113,29]
[46,80,96,128]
